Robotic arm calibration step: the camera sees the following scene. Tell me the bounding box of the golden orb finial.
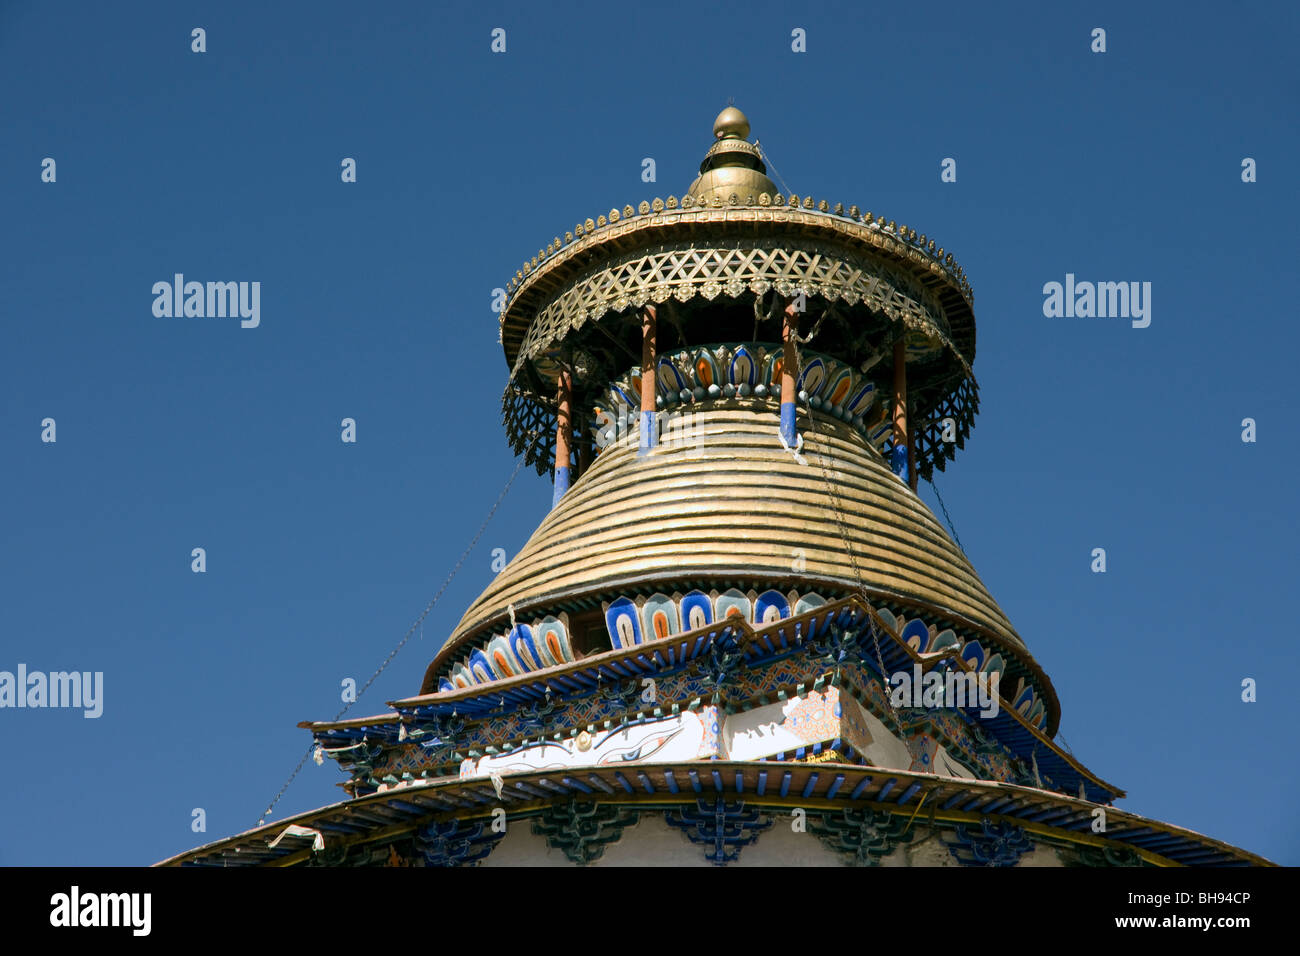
[686,104,774,204]
[714,106,750,140]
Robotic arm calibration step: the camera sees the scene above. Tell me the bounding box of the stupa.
[162,107,1269,867]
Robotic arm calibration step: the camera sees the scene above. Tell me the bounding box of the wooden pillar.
[639,305,657,453]
[780,300,800,448]
[552,365,573,509]
[891,336,915,488]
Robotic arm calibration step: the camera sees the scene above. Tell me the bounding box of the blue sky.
[2,0,1296,866]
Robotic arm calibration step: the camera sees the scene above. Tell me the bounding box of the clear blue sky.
[2,0,1296,866]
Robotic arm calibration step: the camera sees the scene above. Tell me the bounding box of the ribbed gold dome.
[434,406,1044,699]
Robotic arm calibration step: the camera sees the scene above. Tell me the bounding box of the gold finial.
[686,104,776,204]
[714,106,750,140]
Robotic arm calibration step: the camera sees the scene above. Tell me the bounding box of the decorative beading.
[501,198,973,310]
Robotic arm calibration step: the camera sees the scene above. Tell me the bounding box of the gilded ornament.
[494,107,980,488]
[713,105,749,139]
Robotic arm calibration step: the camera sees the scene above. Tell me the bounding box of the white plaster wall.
[857,708,913,770]
[904,834,963,866]
[876,843,912,866]
[594,812,715,867]
[731,819,847,867]
[901,830,1064,867]
[480,810,846,866]
[1016,844,1064,867]
[479,824,571,866]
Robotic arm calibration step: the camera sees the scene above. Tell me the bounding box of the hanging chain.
[790,306,899,723]
[256,437,539,828]
[925,476,966,556]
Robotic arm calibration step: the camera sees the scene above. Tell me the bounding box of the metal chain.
[924,476,966,556]
[792,318,899,723]
[754,142,795,199]
[256,440,537,827]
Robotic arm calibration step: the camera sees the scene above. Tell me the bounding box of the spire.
[685,105,778,203]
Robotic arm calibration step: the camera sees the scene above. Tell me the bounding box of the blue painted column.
[552,366,573,509]
[889,440,909,480]
[638,304,657,454]
[780,300,799,448]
